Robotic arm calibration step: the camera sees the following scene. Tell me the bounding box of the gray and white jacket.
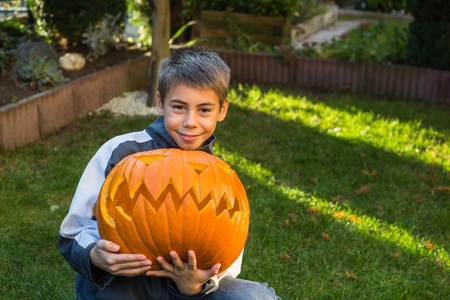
[58,117,243,300]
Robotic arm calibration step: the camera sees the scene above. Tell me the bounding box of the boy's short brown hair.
[158,47,231,107]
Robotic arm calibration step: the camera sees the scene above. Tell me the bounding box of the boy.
[58,47,280,299]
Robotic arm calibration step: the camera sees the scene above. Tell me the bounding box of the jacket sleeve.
[58,140,118,288]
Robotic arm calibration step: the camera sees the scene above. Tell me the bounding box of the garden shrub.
[354,0,407,13]
[26,0,126,44]
[0,19,42,76]
[184,0,315,18]
[405,0,450,70]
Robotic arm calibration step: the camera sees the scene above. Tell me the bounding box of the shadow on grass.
[216,103,450,249]
[233,167,449,299]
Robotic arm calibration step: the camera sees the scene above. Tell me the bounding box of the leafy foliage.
[17,56,68,91]
[0,18,41,76]
[405,0,450,70]
[26,0,126,43]
[81,13,124,60]
[269,22,408,64]
[354,0,408,12]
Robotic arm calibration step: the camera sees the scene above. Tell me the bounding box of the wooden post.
[146,0,170,107]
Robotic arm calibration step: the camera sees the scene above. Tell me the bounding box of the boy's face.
[156,84,229,151]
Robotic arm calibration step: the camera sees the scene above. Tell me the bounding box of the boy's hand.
[146,250,221,295]
[90,239,152,276]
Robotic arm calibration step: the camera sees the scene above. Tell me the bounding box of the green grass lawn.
[1,85,449,299]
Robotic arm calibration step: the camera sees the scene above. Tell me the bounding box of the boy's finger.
[157,256,175,272]
[187,250,197,270]
[169,251,185,269]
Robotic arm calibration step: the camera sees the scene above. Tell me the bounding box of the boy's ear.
[156,91,164,116]
[218,97,229,122]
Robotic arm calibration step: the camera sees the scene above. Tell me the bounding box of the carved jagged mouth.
[107,179,243,221]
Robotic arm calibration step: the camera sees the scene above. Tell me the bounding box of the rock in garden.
[59,53,86,71]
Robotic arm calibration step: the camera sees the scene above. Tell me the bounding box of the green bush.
[185,0,301,17]
[406,0,450,70]
[281,22,408,64]
[0,19,42,76]
[354,0,407,12]
[26,0,126,44]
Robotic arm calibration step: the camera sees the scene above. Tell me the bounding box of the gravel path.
[95,90,158,117]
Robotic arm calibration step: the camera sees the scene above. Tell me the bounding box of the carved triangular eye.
[136,154,165,165]
[188,163,208,175]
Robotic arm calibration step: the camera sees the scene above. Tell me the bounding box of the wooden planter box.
[192,10,293,46]
[0,55,150,151]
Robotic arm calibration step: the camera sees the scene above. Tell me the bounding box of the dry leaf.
[425,241,436,251]
[332,197,343,203]
[245,185,252,191]
[414,195,425,202]
[309,216,316,222]
[279,253,291,260]
[393,253,400,258]
[333,211,345,219]
[288,212,298,222]
[282,219,291,228]
[346,214,361,223]
[355,185,371,195]
[371,170,377,176]
[362,170,370,176]
[360,153,366,159]
[346,271,358,280]
[307,207,319,214]
[321,233,331,240]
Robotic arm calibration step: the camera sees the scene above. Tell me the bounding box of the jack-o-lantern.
[93,148,250,271]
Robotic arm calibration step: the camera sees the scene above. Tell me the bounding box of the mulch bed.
[0,43,148,109]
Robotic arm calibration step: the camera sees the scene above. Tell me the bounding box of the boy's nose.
[183,111,198,127]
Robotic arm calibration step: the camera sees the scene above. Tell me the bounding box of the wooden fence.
[217,50,450,103]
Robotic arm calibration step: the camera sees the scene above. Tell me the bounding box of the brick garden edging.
[0,54,150,151]
[1,50,449,151]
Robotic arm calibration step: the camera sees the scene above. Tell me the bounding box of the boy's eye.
[199,108,211,113]
[173,105,184,110]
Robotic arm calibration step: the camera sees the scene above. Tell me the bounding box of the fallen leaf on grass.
[393,253,400,258]
[0,167,3,173]
[282,219,291,228]
[321,233,331,240]
[414,195,425,202]
[346,214,361,223]
[431,186,450,195]
[362,170,376,176]
[332,197,343,203]
[333,211,345,219]
[360,153,366,159]
[425,240,436,251]
[355,185,371,195]
[309,216,316,222]
[288,212,298,222]
[346,271,358,280]
[307,207,319,214]
[279,253,291,260]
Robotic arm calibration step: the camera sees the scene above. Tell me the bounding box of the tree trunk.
[146,0,171,107]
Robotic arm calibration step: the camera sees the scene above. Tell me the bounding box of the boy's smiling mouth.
[178,132,200,142]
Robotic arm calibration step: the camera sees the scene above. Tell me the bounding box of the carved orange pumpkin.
[93,148,250,271]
